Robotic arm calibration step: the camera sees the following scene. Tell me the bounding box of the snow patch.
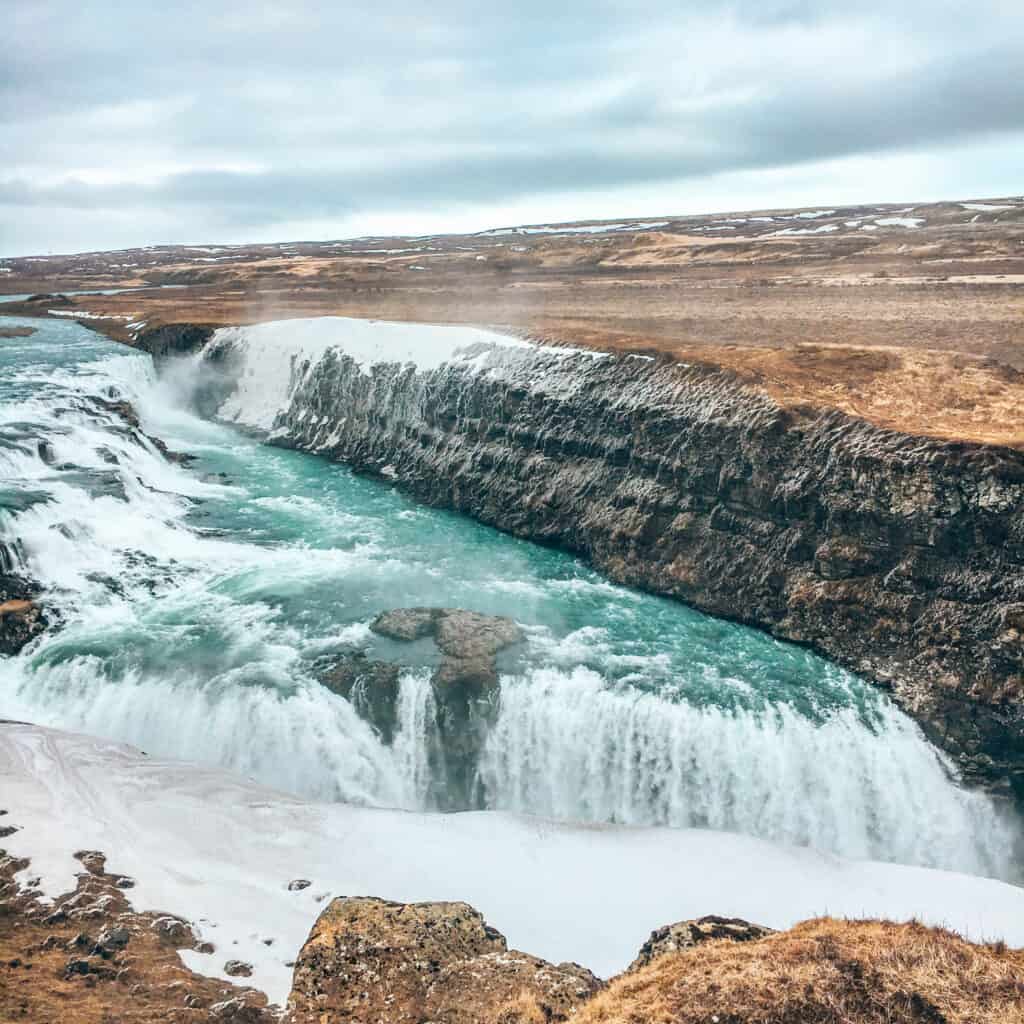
[770,225,840,237]
[961,202,1017,212]
[47,310,136,321]
[874,217,925,228]
[478,220,669,237]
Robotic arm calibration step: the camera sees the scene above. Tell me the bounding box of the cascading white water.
[476,667,1012,875]
[390,670,443,809]
[375,667,1016,878]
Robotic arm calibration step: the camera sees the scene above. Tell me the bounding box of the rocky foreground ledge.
[4,724,1024,1020]
[3,850,1022,1023]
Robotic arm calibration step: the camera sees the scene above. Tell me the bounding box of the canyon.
[130,313,1024,798]
[2,194,1023,1021]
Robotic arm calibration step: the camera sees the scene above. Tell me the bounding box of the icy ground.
[2,723,1023,1006]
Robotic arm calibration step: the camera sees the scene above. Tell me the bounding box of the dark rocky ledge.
[133,323,215,359]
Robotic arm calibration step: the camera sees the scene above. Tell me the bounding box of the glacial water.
[0,314,1019,880]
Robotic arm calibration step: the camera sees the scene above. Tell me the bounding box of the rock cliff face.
[190,329,1024,793]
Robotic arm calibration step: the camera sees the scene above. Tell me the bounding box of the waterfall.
[477,667,1014,877]
[1,315,1019,886]
[390,671,444,810]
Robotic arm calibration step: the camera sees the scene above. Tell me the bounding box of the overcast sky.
[3,1,1023,256]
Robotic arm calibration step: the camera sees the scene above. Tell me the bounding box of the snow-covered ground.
[46,309,136,321]
[874,216,925,228]
[961,202,1019,212]
[2,723,1023,1006]
[478,220,669,237]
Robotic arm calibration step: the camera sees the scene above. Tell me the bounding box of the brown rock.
[369,606,521,660]
[434,609,522,660]
[370,606,442,641]
[286,896,601,1024]
[150,915,196,946]
[73,850,107,876]
[0,593,46,657]
[627,915,775,972]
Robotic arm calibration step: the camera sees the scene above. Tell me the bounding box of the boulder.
[370,606,521,666]
[287,897,600,1024]
[370,606,442,642]
[0,573,46,657]
[368,605,521,703]
[627,915,775,972]
[434,609,522,661]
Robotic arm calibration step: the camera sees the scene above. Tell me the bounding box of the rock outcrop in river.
[0,583,44,656]
[154,322,1024,794]
[0,543,46,657]
[317,607,521,805]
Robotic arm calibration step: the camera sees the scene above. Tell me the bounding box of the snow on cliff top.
[2,723,1023,1006]
[211,316,602,432]
[213,316,534,375]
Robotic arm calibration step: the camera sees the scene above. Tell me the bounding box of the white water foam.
[475,668,1013,877]
[210,317,535,432]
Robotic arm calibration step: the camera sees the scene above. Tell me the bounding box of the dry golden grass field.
[3,195,1022,446]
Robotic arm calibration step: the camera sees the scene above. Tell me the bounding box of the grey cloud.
[2,0,1022,253]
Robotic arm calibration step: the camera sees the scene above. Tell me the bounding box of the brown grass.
[0,850,274,1023]
[573,918,1024,1024]
[2,194,1022,448]
[493,990,552,1024]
